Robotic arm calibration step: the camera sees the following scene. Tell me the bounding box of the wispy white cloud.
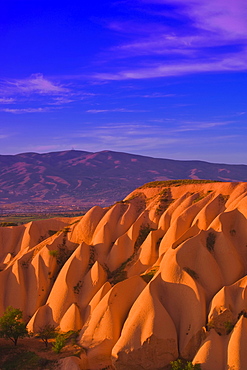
[92,0,247,81]
[168,0,247,38]
[57,119,241,161]
[0,73,69,96]
[1,107,53,114]
[72,124,180,152]
[86,108,149,113]
[141,93,176,98]
[0,74,96,111]
[0,98,16,104]
[48,97,74,105]
[139,0,247,38]
[94,52,247,80]
[71,119,232,145]
[175,120,233,132]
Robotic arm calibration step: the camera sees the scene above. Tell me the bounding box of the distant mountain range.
[1,149,247,208]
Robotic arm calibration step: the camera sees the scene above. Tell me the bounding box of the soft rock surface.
[1,180,247,369]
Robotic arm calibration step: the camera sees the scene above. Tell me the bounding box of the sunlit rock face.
[1,180,247,369]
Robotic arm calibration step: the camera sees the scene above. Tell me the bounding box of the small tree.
[52,334,66,353]
[0,306,28,346]
[36,324,57,348]
[171,359,201,370]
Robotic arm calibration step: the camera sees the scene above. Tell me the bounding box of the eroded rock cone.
[1,180,247,369]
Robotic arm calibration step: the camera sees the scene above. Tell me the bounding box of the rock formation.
[1,180,247,369]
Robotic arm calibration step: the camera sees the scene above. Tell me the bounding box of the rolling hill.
[1,150,247,209]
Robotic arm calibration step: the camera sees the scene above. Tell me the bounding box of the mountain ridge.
[1,149,247,208]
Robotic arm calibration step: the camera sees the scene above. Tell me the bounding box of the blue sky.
[0,0,246,164]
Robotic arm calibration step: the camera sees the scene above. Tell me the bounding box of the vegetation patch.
[192,193,207,203]
[0,222,18,227]
[56,244,73,266]
[139,179,220,189]
[170,359,201,369]
[21,257,32,268]
[0,306,28,346]
[36,325,57,348]
[73,280,83,294]
[238,310,247,320]
[127,193,145,201]
[103,262,129,285]
[183,267,199,280]
[219,194,230,204]
[54,228,74,266]
[52,334,66,353]
[224,320,235,334]
[155,188,174,215]
[206,232,216,252]
[207,317,235,336]
[48,230,57,237]
[49,250,58,257]
[103,225,155,285]
[134,224,155,252]
[140,266,159,283]
[1,350,49,370]
[88,245,95,269]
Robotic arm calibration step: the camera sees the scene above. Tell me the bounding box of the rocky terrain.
[1,150,247,209]
[1,179,247,369]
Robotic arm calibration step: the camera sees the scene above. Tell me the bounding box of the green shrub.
[52,334,66,353]
[49,250,58,257]
[170,359,201,370]
[224,320,234,334]
[141,266,159,283]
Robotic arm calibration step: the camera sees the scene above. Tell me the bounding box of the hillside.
[1,180,247,369]
[1,150,247,209]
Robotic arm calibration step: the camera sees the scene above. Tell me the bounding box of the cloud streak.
[0,74,96,112]
[0,73,69,96]
[94,52,247,80]
[175,121,233,132]
[1,107,54,114]
[92,0,247,81]
[86,108,149,113]
[169,0,247,37]
[0,98,16,104]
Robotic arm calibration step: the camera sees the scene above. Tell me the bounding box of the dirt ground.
[0,336,82,369]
